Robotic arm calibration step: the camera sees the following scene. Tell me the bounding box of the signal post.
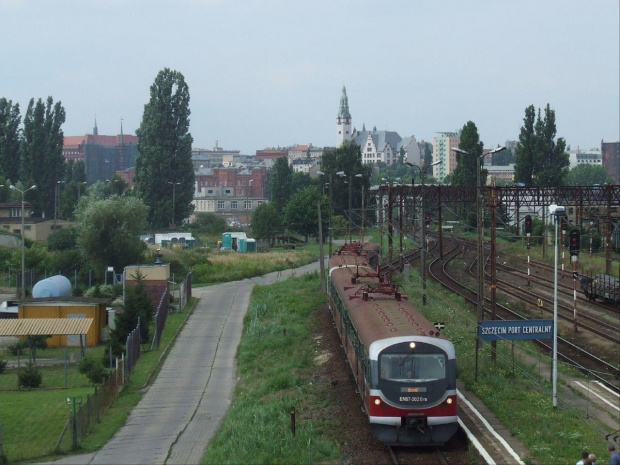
[569,230,580,331]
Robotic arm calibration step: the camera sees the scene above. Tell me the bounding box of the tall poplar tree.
[21,97,66,217]
[269,156,293,215]
[0,98,22,182]
[451,121,484,188]
[514,104,568,186]
[514,105,537,186]
[135,68,195,228]
[534,104,568,186]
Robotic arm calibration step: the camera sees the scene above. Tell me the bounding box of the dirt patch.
[312,306,392,464]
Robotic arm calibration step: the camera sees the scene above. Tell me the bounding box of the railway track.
[389,446,449,465]
[426,236,620,393]
[459,253,620,342]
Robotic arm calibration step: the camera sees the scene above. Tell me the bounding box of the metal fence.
[151,272,192,349]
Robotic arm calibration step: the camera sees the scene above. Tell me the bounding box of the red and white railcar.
[328,242,458,446]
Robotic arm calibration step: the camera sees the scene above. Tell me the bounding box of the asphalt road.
[42,260,322,465]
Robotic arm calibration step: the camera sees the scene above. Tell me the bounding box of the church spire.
[93,115,98,135]
[337,85,351,123]
[336,85,352,146]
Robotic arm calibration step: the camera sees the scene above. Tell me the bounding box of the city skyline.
[1,1,618,154]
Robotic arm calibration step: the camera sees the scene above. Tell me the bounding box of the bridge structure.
[374,184,620,275]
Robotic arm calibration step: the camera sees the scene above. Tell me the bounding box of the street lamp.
[167,181,181,228]
[549,203,565,408]
[405,160,441,306]
[452,145,505,378]
[77,181,87,199]
[54,180,65,230]
[10,184,36,299]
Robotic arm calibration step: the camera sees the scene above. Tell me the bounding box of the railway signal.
[569,230,580,256]
[524,215,532,235]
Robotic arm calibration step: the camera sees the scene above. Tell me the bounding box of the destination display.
[478,319,554,341]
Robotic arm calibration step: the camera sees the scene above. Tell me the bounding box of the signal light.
[569,230,580,256]
[560,215,568,233]
[524,215,532,235]
[425,215,431,226]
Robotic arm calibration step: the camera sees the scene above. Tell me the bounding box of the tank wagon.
[328,242,458,446]
[581,273,619,305]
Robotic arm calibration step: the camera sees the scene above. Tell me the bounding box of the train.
[327,241,458,446]
[580,273,620,305]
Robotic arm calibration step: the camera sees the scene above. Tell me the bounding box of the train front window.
[380,353,446,382]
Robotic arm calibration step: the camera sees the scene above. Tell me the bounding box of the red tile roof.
[63,134,138,147]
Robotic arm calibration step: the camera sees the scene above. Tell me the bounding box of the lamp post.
[349,173,362,242]
[452,145,505,378]
[549,204,565,407]
[167,181,181,228]
[77,181,87,199]
[54,180,65,230]
[10,184,36,299]
[406,160,441,306]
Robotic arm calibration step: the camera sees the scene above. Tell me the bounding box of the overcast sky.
[1,0,618,154]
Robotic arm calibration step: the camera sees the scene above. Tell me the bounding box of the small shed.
[124,263,170,311]
[221,232,247,251]
[17,297,110,347]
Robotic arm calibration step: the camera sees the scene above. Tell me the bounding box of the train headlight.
[409,342,416,350]
[446,397,453,405]
[374,398,381,406]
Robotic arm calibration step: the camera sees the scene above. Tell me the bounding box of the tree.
[291,171,312,194]
[565,164,614,186]
[514,105,536,186]
[319,140,370,216]
[534,104,568,186]
[514,104,568,186]
[135,68,195,228]
[451,121,484,188]
[0,98,21,182]
[283,185,328,241]
[116,271,154,342]
[75,195,148,279]
[251,203,281,245]
[269,157,293,215]
[189,212,227,237]
[21,97,66,217]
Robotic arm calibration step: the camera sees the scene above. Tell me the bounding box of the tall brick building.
[63,120,138,184]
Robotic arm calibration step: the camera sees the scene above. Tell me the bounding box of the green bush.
[19,363,42,388]
[7,340,26,356]
[0,359,7,374]
[78,356,97,375]
[78,356,109,384]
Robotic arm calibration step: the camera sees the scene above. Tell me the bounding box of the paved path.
[43,261,322,465]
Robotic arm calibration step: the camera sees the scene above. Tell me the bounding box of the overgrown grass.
[0,299,196,463]
[202,272,341,465]
[191,249,319,285]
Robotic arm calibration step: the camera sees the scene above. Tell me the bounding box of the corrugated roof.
[0,318,93,336]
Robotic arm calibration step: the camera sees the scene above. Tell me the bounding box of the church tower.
[336,85,352,146]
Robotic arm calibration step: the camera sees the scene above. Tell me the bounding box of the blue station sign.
[478,319,554,341]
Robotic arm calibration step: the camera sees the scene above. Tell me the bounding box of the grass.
[0,299,196,463]
[191,248,320,285]
[201,272,341,465]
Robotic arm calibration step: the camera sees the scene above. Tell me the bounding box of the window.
[244,200,252,209]
[217,201,225,210]
[231,201,238,210]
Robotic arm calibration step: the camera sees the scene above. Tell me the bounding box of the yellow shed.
[18,297,110,347]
